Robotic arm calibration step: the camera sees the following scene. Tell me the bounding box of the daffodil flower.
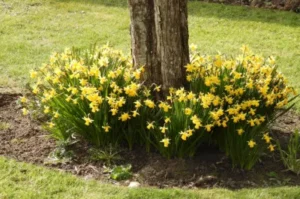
[160,138,170,147]
[83,116,94,126]
[248,140,256,148]
[147,121,155,130]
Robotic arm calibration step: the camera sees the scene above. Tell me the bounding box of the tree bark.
[128,0,162,87]
[128,0,189,96]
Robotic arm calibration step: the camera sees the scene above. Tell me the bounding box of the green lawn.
[1,156,300,199]
[1,0,299,95]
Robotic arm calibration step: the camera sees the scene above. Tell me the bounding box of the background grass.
[1,0,299,103]
[1,156,300,199]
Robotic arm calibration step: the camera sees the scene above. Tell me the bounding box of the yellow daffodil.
[66,95,72,102]
[131,110,139,117]
[134,100,142,109]
[158,102,171,112]
[48,122,55,128]
[232,116,240,123]
[225,96,233,104]
[32,86,40,94]
[124,83,139,97]
[110,108,118,116]
[191,115,202,129]
[53,111,60,118]
[30,70,38,79]
[268,144,275,152]
[187,92,195,100]
[221,120,227,128]
[79,79,88,86]
[184,108,192,116]
[210,111,220,121]
[246,80,253,89]
[247,119,255,127]
[233,72,242,80]
[102,125,111,133]
[247,139,256,148]
[249,108,256,116]
[164,117,171,124]
[159,126,167,134]
[98,57,109,67]
[237,128,244,135]
[144,99,155,109]
[44,106,50,114]
[147,121,155,130]
[22,108,29,116]
[263,133,272,144]
[133,70,141,80]
[154,85,161,92]
[117,97,126,108]
[20,97,28,103]
[240,45,249,53]
[83,116,94,126]
[205,124,213,132]
[187,129,194,136]
[237,112,246,121]
[180,131,189,141]
[189,43,197,51]
[119,112,131,122]
[143,88,151,97]
[160,138,170,147]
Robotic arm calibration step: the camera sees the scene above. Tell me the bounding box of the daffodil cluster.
[21,45,158,148]
[185,45,297,169]
[20,45,297,170]
[146,88,214,158]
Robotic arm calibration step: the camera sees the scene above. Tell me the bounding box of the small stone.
[83,174,93,180]
[124,180,130,185]
[195,175,217,186]
[128,181,140,188]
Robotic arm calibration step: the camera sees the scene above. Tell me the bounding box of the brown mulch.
[1,91,300,189]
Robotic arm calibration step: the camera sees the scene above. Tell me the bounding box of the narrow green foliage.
[89,145,122,166]
[187,45,297,169]
[153,89,211,158]
[20,45,296,169]
[278,130,300,175]
[21,46,157,149]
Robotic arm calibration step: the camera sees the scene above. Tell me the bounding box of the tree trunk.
[128,0,189,96]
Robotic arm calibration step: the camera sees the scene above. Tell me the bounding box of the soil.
[1,92,300,189]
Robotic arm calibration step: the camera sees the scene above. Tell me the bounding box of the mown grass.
[1,156,300,199]
[1,0,299,97]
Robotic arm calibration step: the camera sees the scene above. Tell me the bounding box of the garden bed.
[1,92,300,189]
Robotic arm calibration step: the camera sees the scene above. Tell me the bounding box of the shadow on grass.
[188,2,300,27]
[55,0,300,27]
[55,0,127,7]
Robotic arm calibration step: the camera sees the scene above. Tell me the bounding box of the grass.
[1,0,299,97]
[1,156,300,199]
